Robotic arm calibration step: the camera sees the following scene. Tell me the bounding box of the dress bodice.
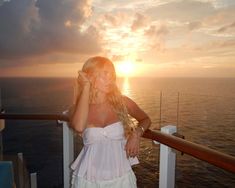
[82,121,125,145]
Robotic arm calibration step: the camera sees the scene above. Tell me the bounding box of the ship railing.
[0,112,235,188]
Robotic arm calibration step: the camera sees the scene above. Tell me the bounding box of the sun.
[116,61,135,77]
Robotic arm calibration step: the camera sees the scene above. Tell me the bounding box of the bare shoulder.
[122,95,141,113]
[122,95,149,121]
[122,95,137,108]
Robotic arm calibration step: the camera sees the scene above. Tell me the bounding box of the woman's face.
[93,64,116,93]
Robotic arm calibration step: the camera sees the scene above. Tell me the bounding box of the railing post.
[176,92,180,126]
[30,173,37,188]
[159,91,162,127]
[0,90,4,160]
[18,153,24,188]
[159,125,177,188]
[59,111,74,188]
[0,111,4,161]
[63,121,74,188]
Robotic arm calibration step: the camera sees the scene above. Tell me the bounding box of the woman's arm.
[70,72,90,134]
[123,95,151,136]
[123,96,151,158]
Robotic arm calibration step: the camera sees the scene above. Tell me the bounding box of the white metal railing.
[158,125,176,188]
[0,110,4,161]
[58,110,74,188]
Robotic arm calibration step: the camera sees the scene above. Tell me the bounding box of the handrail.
[143,129,235,174]
[0,113,69,121]
[1,113,235,174]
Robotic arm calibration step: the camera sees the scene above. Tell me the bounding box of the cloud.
[188,40,235,61]
[131,13,149,31]
[188,21,202,31]
[92,0,169,13]
[145,24,168,38]
[0,0,101,60]
[143,24,169,51]
[217,21,235,33]
[111,55,125,62]
[156,24,169,36]
[144,25,157,36]
[145,0,215,22]
[102,12,131,27]
[104,14,118,26]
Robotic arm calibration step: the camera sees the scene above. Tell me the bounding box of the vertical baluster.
[159,91,162,127]
[159,125,176,188]
[58,110,74,188]
[176,92,180,127]
[18,153,24,188]
[0,88,4,160]
[30,173,37,188]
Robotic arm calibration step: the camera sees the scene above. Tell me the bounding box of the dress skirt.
[71,170,137,188]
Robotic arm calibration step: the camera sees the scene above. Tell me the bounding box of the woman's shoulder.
[121,95,137,108]
[122,95,131,103]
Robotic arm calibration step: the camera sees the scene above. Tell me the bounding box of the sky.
[0,0,235,78]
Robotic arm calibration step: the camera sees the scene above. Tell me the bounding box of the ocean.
[0,77,235,188]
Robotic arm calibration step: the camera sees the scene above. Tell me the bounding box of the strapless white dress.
[70,121,139,188]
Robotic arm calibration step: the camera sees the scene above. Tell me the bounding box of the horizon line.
[0,76,235,79]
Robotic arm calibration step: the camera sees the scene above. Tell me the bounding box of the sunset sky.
[0,0,235,77]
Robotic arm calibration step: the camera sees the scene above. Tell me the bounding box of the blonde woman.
[69,56,151,188]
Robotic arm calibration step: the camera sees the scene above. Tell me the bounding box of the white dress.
[70,121,139,188]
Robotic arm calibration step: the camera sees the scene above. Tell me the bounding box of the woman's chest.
[87,105,119,126]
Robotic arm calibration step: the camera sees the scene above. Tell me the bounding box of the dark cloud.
[217,21,235,33]
[0,0,101,60]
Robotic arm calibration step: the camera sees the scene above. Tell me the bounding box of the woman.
[69,56,151,188]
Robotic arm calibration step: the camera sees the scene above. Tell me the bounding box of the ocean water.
[0,77,235,188]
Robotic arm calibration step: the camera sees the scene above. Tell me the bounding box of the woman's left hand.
[125,131,141,158]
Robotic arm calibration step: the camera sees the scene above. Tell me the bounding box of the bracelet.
[138,125,145,134]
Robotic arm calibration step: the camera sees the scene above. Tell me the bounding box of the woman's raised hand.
[77,71,91,88]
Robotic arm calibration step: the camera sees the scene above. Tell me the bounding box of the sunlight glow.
[116,61,135,77]
[121,77,130,96]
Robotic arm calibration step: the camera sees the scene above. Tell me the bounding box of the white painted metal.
[0,117,4,160]
[58,110,74,188]
[18,153,24,188]
[0,93,4,160]
[30,173,37,188]
[0,113,4,131]
[159,125,177,188]
[63,121,74,188]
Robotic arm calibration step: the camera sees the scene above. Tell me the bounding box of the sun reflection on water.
[121,77,131,97]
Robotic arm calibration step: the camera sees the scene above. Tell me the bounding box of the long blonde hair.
[73,56,136,136]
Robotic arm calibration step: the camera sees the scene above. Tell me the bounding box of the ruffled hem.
[71,170,137,188]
